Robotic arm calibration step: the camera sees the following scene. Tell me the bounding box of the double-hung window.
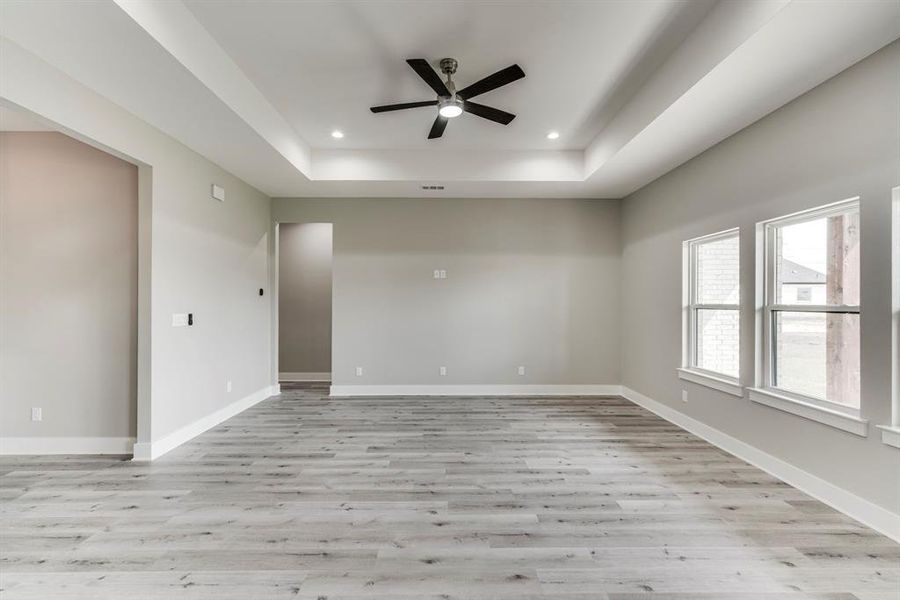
[682,229,741,388]
[758,199,860,415]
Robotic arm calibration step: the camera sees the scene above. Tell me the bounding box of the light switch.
[355,366,364,376]
[211,184,225,201]
[31,407,42,422]
[517,366,526,376]
[172,313,189,327]
[439,366,447,376]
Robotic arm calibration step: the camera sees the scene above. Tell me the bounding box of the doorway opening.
[278,223,333,390]
[0,105,139,455]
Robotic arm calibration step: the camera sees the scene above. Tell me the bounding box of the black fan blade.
[428,115,448,139]
[462,101,515,125]
[457,64,525,100]
[406,59,450,97]
[370,100,438,113]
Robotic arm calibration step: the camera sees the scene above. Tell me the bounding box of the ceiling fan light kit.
[370,57,525,139]
[438,98,463,119]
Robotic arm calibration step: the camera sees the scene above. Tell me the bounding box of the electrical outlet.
[226,380,233,393]
[355,366,364,377]
[682,390,689,403]
[439,366,447,376]
[31,407,42,422]
[517,366,526,376]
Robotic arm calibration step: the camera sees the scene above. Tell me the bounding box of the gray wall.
[279,223,332,375]
[620,41,900,513]
[273,198,621,387]
[147,137,272,442]
[0,132,137,439]
[2,40,275,449]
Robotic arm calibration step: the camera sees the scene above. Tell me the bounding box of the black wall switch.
[187,313,193,326]
[259,288,264,296]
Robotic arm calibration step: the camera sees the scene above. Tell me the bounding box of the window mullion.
[770,304,859,314]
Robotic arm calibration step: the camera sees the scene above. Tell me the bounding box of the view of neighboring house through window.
[686,229,740,380]
[763,200,860,411]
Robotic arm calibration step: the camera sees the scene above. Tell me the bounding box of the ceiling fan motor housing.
[439,58,458,76]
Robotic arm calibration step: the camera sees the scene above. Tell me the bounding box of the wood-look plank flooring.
[2,386,898,599]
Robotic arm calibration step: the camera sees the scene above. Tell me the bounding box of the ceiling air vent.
[421,185,445,191]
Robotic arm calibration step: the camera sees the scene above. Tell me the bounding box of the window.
[759,199,860,415]
[682,229,740,387]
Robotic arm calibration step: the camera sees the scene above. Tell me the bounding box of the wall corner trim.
[0,437,135,456]
[132,384,278,462]
[620,385,900,543]
[329,384,622,397]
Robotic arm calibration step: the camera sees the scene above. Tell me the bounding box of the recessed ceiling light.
[546,131,560,140]
[331,130,344,139]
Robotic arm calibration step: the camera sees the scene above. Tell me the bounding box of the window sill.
[876,425,900,449]
[748,387,868,437]
[677,368,743,397]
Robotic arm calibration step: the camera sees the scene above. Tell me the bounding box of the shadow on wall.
[0,131,138,440]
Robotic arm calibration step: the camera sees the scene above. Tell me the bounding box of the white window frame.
[679,228,743,396]
[878,187,900,448]
[751,198,867,436]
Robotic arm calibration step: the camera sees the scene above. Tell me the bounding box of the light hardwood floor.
[1,386,898,599]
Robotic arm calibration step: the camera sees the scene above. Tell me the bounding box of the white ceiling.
[1,0,898,198]
[183,0,712,150]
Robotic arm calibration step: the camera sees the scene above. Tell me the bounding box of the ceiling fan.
[370,58,525,139]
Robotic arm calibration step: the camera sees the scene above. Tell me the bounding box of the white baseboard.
[280,372,331,382]
[329,384,621,397]
[620,385,900,543]
[132,384,277,461]
[0,436,135,455]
